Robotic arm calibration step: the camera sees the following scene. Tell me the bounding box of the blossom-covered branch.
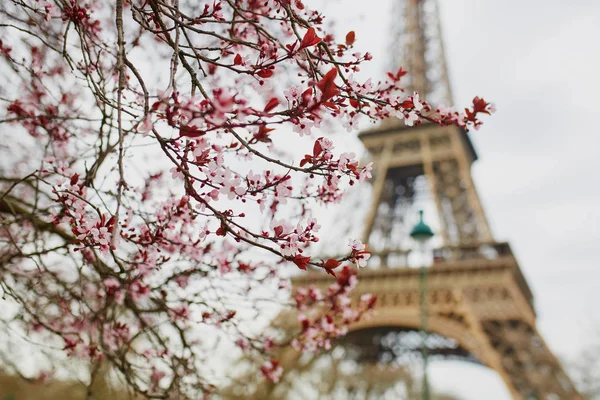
[0,0,492,397]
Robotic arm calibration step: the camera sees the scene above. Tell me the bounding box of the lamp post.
[410,210,434,400]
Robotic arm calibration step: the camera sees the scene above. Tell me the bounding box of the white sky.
[306,0,600,398]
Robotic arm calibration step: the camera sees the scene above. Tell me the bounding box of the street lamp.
[410,210,434,400]
[410,210,435,244]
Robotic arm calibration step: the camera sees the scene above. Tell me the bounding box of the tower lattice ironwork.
[246,1,581,399]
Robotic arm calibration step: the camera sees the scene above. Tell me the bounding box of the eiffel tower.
[246,1,581,399]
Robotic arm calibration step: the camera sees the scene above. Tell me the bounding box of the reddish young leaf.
[285,42,298,54]
[216,224,227,236]
[301,88,313,106]
[106,216,116,232]
[316,68,340,102]
[233,53,243,65]
[179,125,205,138]
[325,268,337,278]
[263,98,280,113]
[222,311,236,321]
[256,69,274,78]
[464,108,476,122]
[253,126,275,143]
[345,31,356,46]
[299,154,312,167]
[399,98,414,109]
[322,101,338,111]
[322,258,340,269]
[299,27,321,49]
[388,66,408,82]
[312,139,323,158]
[472,96,491,115]
[336,265,357,286]
[292,255,311,270]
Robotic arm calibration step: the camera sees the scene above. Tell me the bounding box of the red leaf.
[216,224,227,236]
[299,154,312,167]
[325,268,337,278]
[316,68,339,102]
[336,265,356,286]
[293,255,311,271]
[322,101,338,111]
[106,216,116,232]
[263,98,280,113]
[345,31,356,46]
[399,99,414,109]
[472,96,490,115]
[349,98,359,108]
[299,27,321,50]
[253,126,274,143]
[256,69,273,78]
[388,67,408,82]
[223,311,236,321]
[322,258,340,269]
[70,173,79,186]
[285,42,297,54]
[464,108,476,122]
[233,53,242,65]
[179,125,205,138]
[301,88,313,106]
[395,67,408,81]
[312,139,323,158]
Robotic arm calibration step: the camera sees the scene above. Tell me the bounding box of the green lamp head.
[410,210,434,243]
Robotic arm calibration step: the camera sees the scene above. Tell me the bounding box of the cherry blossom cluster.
[52,172,116,254]
[291,266,377,353]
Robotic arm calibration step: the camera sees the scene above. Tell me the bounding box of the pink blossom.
[319,137,334,152]
[359,162,373,181]
[104,277,120,294]
[170,167,184,180]
[150,369,166,391]
[137,115,153,136]
[280,234,299,257]
[260,360,283,382]
[292,118,314,137]
[342,113,361,132]
[235,338,250,351]
[216,168,245,200]
[284,84,301,102]
[349,238,365,252]
[412,92,423,111]
[129,280,150,302]
[174,274,189,288]
[246,170,262,186]
[321,315,335,333]
[170,304,190,321]
[90,226,110,247]
[404,111,419,126]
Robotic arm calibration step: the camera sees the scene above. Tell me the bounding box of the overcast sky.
[307,0,600,398]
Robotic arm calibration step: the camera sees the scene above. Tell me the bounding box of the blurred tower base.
[251,0,581,398]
